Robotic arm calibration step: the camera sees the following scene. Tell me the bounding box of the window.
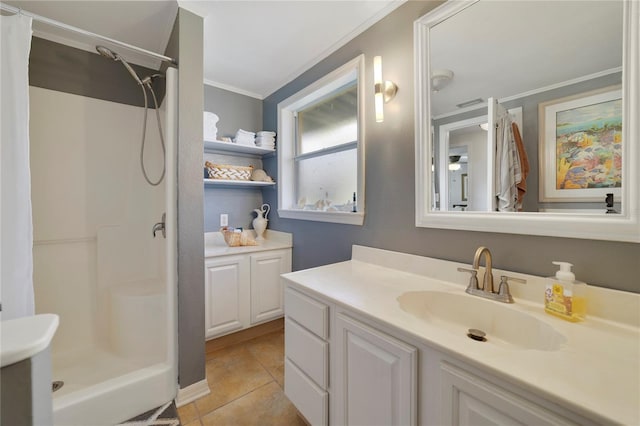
[278,55,365,225]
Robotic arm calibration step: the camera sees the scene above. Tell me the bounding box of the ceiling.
[3,0,403,99]
[429,1,623,117]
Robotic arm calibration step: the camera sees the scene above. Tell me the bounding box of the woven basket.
[205,161,253,181]
[220,228,257,247]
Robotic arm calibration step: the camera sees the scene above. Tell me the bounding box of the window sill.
[278,209,364,225]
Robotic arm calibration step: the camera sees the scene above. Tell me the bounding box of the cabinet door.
[250,249,291,324]
[204,255,250,339]
[333,312,418,426]
[441,362,577,426]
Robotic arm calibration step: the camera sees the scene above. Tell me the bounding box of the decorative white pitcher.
[252,203,270,241]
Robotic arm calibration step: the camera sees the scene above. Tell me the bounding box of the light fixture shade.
[373,56,383,85]
[375,92,384,122]
[373,56,397,123]
[431,69,454,92]
[374,56,384,122]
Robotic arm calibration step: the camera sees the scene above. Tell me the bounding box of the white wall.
[29,87,165,358]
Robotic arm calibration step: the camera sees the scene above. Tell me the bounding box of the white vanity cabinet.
[284,285,418,426]
[332,311,418,426]
[438,362,588,426]
[283,287,330,426]
[283,282,600,426]
[205,246,291,340]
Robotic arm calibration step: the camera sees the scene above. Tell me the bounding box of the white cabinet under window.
[204,233,292,340]
[205,255,249,338]
[250,250,291,324]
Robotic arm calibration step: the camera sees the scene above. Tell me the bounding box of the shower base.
[52,346,175,425]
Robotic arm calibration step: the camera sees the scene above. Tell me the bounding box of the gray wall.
[204,85,263,139]
[29,37,165,107]
[166,9,206,389]
[262,1,640,292]
[203,85,268,231]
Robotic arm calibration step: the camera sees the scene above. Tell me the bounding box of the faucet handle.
[497,275,526,303]
[457,267,479,291]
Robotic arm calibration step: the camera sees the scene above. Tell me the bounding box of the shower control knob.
[152,213,166,238]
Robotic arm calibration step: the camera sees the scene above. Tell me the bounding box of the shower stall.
[30,65,178,425]
[6,10,181,424]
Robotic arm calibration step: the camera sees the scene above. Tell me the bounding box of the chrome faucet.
[457,246,526,303]
[473,246,494,294]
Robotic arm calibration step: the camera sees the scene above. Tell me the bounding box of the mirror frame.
[414,0,639,243]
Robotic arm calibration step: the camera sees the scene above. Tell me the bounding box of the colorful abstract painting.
[555,99,622,191]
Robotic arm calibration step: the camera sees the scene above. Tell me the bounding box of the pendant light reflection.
[373,56,398,123]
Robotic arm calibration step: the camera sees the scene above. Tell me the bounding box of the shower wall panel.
[29,86,165,358]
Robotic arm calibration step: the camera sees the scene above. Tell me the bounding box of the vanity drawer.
[284,287,328,339]
[285,318,328,389]
[285,358,328,426]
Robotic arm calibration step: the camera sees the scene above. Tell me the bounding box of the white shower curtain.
[0,14,34,320]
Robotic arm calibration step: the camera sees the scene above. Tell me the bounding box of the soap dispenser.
[544,261,587,322]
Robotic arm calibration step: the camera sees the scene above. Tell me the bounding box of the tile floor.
[177,327,307,426]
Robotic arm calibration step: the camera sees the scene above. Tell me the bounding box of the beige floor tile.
[177,402,199,424]
[245,331,285,384]
[195,345,273,416]
[269,363,285,388]
[200,382,306,426]
[183,420,202,426]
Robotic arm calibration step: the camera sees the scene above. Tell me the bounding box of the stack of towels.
[234,129,256,146]
[203,112,219,141]
[255,131,276,150]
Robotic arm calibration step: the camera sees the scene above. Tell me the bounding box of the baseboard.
[174,379,210,407]
[206,317,284,353]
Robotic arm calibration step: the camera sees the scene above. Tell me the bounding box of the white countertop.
[204,230,292,258]
[1,313,59,368]
[282,245,640,425]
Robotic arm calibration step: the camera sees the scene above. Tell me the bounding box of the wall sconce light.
[373,56,398,123]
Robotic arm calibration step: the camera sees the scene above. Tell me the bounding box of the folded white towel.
[236,129,256,137]
[204,112,219,141]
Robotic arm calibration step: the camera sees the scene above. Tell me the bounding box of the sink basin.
[397,291,566,351]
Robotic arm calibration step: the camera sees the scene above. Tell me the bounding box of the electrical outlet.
[220,214,228,227]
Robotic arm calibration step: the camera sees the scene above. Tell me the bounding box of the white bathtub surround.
[28,68,178,425]
[0,12,35,321]
[282,245,640,425]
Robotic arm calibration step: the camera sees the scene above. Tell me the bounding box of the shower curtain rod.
[0,2,177,65]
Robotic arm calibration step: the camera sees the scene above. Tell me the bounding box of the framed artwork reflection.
[539,86,622,202]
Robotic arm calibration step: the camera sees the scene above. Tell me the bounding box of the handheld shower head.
[95,45,143,86]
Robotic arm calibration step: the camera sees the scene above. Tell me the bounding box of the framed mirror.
[414,0,639,242]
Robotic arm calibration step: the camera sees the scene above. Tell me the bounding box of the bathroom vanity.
[204,230,292,339]
[282,246,639,425]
